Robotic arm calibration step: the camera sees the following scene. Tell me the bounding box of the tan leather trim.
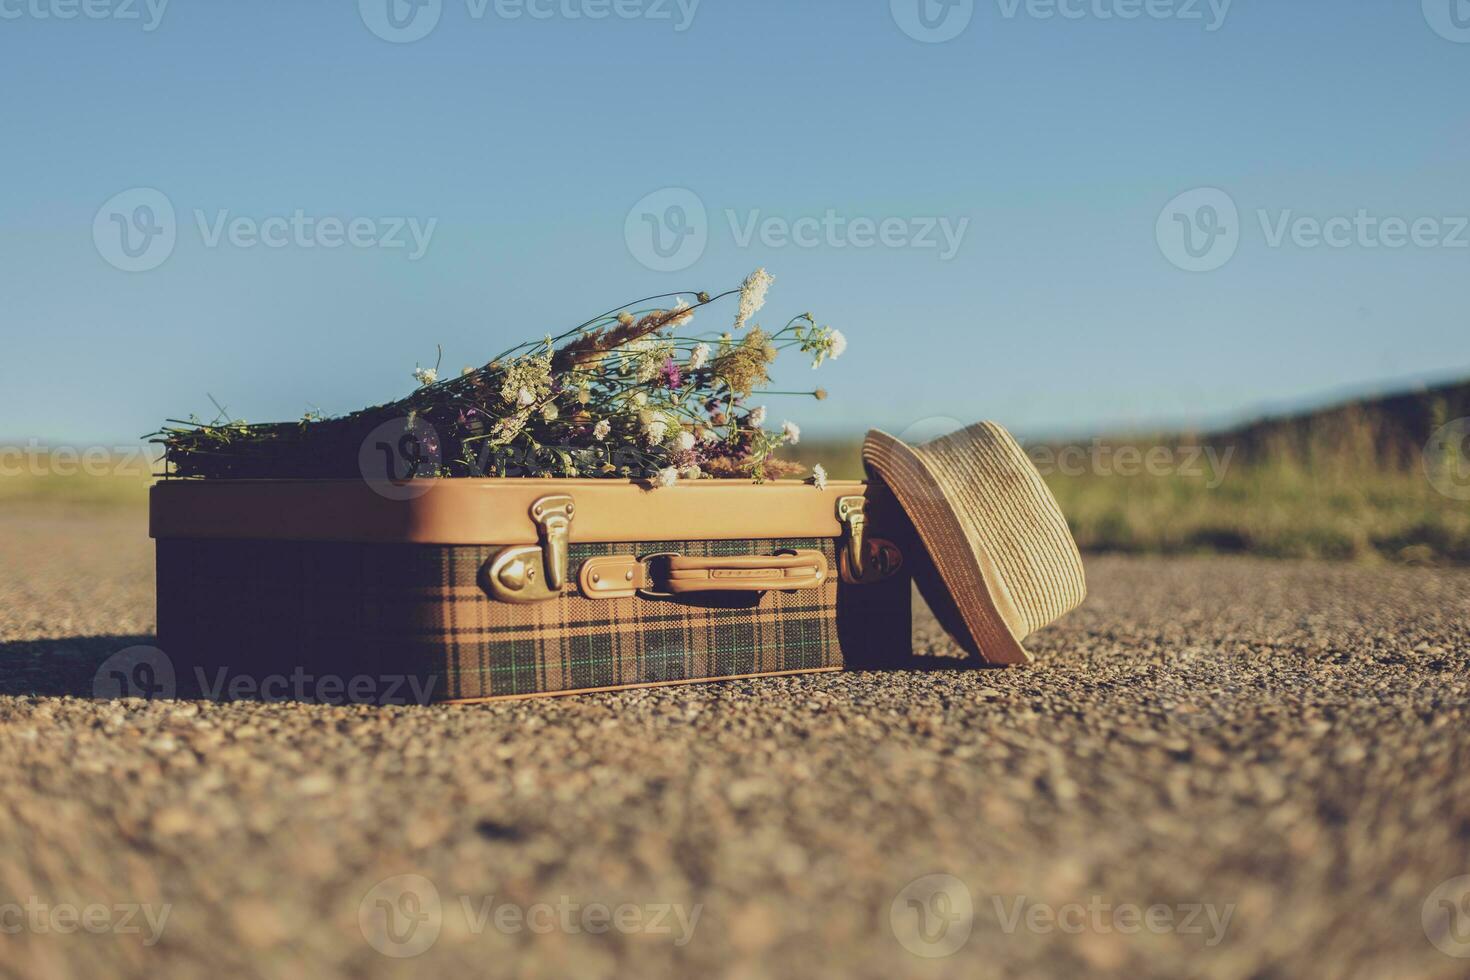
[660,551,826,594]
[579,550,828,598]
[579,555,650,599]
[150,478,867,544]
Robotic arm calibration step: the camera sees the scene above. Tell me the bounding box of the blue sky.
[2,0,1467,444]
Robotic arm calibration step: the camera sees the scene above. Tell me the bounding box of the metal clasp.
[486,494,575,604]
[530,494,574,591]
[836,495,866,578]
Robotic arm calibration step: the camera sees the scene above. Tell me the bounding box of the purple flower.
[659,357,682,389]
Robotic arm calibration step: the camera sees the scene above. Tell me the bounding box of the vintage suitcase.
[150,478,913,704]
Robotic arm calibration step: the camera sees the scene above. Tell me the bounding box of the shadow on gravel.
[0,634,159,699]
[0,630,998,704]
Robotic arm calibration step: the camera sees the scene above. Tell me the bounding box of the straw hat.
[863,421,1086,665]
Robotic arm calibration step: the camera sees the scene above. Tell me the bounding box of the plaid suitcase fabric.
[157,536,905,702]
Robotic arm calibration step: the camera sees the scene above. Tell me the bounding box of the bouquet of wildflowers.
[156,270,845,487]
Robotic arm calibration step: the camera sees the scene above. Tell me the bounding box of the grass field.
[788,439,1470,565]
[0,448,153,508]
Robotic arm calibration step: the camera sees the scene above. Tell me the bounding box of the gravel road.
[2,507,1468,979]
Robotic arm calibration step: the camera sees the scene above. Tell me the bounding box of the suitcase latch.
[836,495,904,584]
[836,495,866,577]
[485,494,574,604]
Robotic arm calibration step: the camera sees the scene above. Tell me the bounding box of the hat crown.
[912,423,1085,636]
[863,420,1086,663]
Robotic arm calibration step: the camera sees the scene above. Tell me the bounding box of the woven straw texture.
[863,421,1085,664]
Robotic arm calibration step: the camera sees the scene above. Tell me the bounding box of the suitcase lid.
[150,477,870,545]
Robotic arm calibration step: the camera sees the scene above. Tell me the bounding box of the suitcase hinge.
[485,494,575,604]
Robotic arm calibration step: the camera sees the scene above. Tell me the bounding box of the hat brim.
[863,429,1031,666]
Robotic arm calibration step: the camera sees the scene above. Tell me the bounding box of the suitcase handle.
[579,550,827,599]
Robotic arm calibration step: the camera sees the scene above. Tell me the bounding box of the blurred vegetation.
[0,450,153,508]
[788,424,1470,566]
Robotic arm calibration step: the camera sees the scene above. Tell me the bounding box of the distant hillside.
[1191,378,1470,471]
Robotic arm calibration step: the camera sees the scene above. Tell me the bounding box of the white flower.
[632,391,648,407]
[674,430,696,452]
[540,403,558,422]
[809,326,849,369]
[461,366,475,376]
[644,419,668,445]
[781,420,801,445]
[666,297,694,328]
[748,406,767,429]
[828,329,847,360]
[734,267,774,330]
[811,464,828,491]
[700,428,719,444]
[688,343,710,371]
[593,419,611,441]
[516,387,535,408]
[679,464,702,481]
[654,466,679,488]
[412,367,438,386]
